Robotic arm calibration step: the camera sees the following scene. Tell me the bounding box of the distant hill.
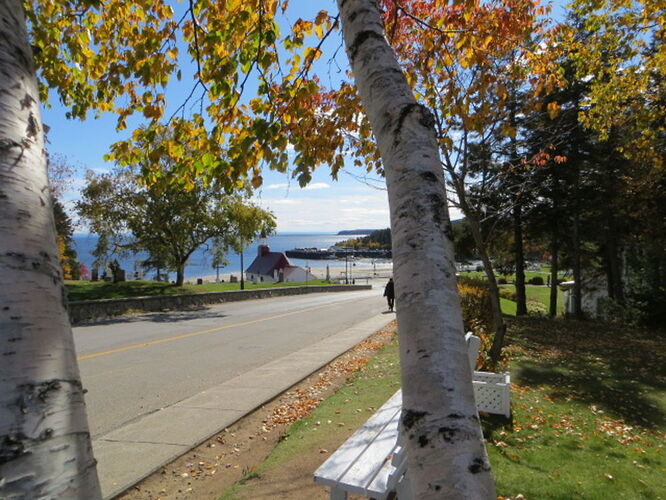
[337,229,377,235]
[337,228,391,249]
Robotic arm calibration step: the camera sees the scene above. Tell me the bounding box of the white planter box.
[473,371,511,418]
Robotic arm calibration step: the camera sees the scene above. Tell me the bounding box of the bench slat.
[343,412,401,497]
[314,391,402,496]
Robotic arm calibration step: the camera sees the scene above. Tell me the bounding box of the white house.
[245,244,318,283]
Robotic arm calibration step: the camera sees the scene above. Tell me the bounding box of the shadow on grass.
[506,316,666,430]
[481,412,513,442]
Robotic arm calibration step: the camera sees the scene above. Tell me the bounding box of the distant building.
[560,270,610,318]
[245,243,318,283]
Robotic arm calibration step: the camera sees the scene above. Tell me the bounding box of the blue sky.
[41,0,568,233]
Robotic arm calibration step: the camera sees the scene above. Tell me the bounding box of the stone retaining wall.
[68,285,372,324]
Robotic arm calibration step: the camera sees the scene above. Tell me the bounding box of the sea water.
[72,232,380,281]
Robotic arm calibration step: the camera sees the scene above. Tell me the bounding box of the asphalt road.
[74,287,386,438]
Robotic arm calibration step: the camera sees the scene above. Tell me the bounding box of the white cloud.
[302,182,330,190]
[269,198,300,206]
[253,191,390,232]
[265,182,330,191]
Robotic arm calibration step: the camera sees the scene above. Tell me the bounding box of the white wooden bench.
[314,333,510,499]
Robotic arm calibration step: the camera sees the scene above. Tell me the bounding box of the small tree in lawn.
[77,164,275,287]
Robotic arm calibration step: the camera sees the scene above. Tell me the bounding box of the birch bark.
[336,0,495,497]
[0,2,101,498]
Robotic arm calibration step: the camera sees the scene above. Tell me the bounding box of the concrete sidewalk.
[93,313,394,499]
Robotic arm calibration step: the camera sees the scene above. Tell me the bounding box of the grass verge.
[220,316,665,499]
[65,279,335,301]
[218,340,402,499]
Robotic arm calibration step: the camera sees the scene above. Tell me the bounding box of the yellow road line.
[77,302,336,361]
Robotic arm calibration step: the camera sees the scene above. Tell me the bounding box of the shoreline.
[184,261,393,285]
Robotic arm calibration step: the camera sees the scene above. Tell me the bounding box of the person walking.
[384,277,395,311]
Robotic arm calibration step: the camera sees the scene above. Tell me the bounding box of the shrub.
[529,276,544,285]
[527,299,548,316]
[597,297,646,326]
[457,276,493,332]
[499,287,517,301]
[456,276,499,370]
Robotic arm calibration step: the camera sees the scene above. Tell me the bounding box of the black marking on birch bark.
[61,284,69,309]
[444,220,454,242]
[392,103,419,147]
[19,379,84,405]
[20,92,35,109]
[418,435,429,447]
[0,434,29,464]
[428,483,442,491]
[348,30,384,62]
[0,138,22,150]
[438,426,459,442]
[418,107,436,128]
[420,171,437,183]
[392,103,437,148]
[348,5,370,24]
[26,113,40,138]
[402,409,428,430]
[429,193,444,226]
[469,457,491,474]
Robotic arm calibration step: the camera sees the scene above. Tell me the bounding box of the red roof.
[246,250,291,276]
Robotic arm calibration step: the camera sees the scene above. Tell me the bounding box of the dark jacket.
[383,280,394,298]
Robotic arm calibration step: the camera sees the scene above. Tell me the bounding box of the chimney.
[257,231,269,256]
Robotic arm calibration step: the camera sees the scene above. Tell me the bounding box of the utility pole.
[345,252,349,284]
[240,237,245,290]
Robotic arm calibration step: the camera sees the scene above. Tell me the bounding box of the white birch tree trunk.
[0,2,102,498]
[336,0,496,497]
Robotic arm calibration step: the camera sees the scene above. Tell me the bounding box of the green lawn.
[220,317,665,499]
[500,284,566,316]
[64,279,334,301]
